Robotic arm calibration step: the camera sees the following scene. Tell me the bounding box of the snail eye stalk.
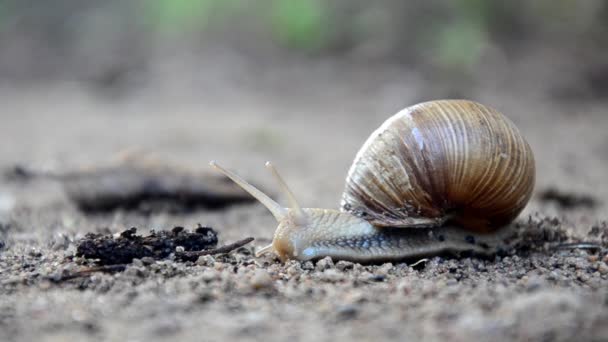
[209,161,286,221]
[265,161,307,225]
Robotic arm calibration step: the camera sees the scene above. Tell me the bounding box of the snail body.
[211,100,535,262]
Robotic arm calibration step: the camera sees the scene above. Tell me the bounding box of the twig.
[47,264,127,283]
[553,242,603,253]
[176,237,254,261]
[410,258,429,268]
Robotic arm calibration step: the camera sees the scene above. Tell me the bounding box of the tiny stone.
[198,290,214,303]
[369,274,386,282]
[336,304,358,320]
[525,276,543,292]
[344,291,365,304]
[588,255,599,263]
[598,263,608,275]
[197,255,215,267]
[577,271,590,282]
[548,271,560,281]
[396,279,412,294]
[376,263,393,276]
[28,248,42,257]
[124,265,146,278]
[315,257,334,271]
[141,257,155,265]
[286,262,302,277]
[267,264,282,276]
[320,269,343,282]
[301,261,315,270]
[201,269,219,282]
[250,270,273,290]
[335,261,354,271]
[51,233,70,251]
[175,246,185,253]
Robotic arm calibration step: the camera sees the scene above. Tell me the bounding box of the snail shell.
[341,99,535,233]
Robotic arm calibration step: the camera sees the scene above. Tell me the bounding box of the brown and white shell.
[340,100,535,233]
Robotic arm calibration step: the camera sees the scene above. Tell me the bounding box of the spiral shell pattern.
[340,100,535,233]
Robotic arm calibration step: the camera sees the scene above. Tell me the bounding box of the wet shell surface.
[340,100,535,233]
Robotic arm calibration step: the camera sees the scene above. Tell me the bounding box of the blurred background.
[0,0,607,219]
[1,0,608,95]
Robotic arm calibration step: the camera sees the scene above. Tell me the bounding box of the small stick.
[409,258,429,268]
[47,264,127,283]
[177,237,255,261]
[553,242,603,253]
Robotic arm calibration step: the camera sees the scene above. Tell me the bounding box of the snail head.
[209,161,309,260]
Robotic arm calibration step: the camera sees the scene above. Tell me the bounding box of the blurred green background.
[0,0,607,98]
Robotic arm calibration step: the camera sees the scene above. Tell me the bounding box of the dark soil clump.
[76,226,219,265]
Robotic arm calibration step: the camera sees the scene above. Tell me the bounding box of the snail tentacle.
[255,244,274,257]
[210,161,287,221]
[265,161,307,225]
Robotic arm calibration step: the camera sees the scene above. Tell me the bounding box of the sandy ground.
[1,55,608,341]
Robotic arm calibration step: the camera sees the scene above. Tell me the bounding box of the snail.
[211,100,535,262]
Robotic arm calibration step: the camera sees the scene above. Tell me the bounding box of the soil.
[75,226,221,265]
[1,54,608,342]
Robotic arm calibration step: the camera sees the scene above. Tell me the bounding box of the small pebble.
[286,262,302,277]
[201,269,219,282]
[588,255,599,263]
[336,304,358,320]
[369,274,386,282]
[396,279,412,295]
[51,233,70,251]
[214,262,227,271]
[141,257,155,265]
[250,270,273,290]
[598,263,608,275]
[548,270,561,281]
[376,263,393,276]
[301,261,315,270]
[525,276,544,292]
[124,265,146,278]
[175,246,185,253]
[198,290,214,303]
[316,257,334,271]
[28,248,42,257]
[197,255,215,267]
[335,261,354,271]
[319,269,343,282]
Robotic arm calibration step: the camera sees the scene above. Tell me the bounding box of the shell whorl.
[340,100,535,233]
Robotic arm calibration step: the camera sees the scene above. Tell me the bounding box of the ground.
[1,55,607,341]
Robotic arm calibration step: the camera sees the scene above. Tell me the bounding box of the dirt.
[75,226,221,265]
[1,54,608,342]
